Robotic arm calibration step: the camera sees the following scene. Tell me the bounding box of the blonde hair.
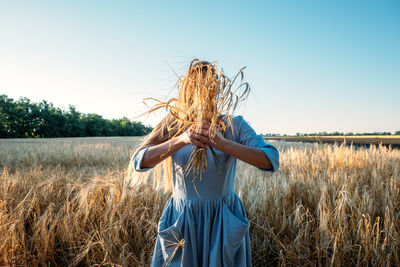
[126,59,249,193]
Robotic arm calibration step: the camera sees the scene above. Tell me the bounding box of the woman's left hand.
[197,120,226,150]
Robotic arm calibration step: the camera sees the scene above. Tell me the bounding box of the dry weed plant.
[0,137,399,266]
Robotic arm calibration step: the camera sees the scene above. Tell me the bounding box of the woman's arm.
[140,137,186,168]
[218,139,272,170]
[194,120,277,171]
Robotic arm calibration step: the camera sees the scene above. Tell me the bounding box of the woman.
[130,60,279,267]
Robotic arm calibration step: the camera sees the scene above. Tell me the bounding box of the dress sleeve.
[131,145,154,172]
[234,115,280,172]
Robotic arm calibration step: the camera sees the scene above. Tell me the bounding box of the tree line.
[0,94,153,138]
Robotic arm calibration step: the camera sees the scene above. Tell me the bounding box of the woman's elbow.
[262,148,279,172]
[132,146,154,172]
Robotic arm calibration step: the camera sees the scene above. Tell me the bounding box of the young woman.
[130,60,279,267]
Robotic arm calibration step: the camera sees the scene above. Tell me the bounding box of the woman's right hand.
[179,122,211,149]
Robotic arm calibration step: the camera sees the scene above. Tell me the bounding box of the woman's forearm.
[140,136,186,168]
[219,138,273,170]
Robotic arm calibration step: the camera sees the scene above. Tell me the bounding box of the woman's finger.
[190,133,209,143]
[189,137,208,148]
[189,127,208,137]
[193,129,212,140]
[193,133,211,144]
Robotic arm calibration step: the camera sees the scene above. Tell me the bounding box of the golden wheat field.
[0,137,399,266]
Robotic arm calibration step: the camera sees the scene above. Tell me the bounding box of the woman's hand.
[203,121,226,150]
[178,121,226,150]
[179,123,209,148]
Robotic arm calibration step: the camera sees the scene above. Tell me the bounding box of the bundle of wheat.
[143,59,250,190]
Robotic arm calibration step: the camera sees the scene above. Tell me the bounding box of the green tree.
[64,105,85,137]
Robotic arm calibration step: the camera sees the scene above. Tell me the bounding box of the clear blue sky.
[1,0,399,134]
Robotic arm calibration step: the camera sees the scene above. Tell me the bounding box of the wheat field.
[0,137,399,266]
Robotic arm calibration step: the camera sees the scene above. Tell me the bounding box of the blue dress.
[132,115,279,267]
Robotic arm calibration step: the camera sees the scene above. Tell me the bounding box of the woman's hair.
[126,59,217,193]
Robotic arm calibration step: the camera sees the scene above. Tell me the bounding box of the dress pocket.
[158,207,186,265]
[222,202,250,263]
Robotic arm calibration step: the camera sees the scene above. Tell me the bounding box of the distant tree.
[0,94,17,138]
[34,100,66,137]
[81,114,108,136]
[64,105,85,137]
